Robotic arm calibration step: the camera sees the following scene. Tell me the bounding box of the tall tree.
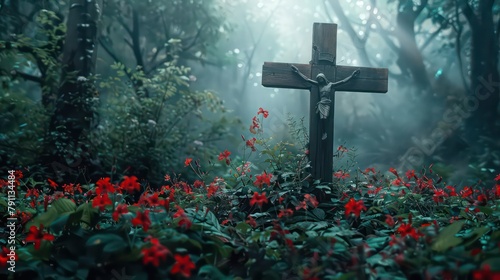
[43,0,103,181]
[461,0,499,141]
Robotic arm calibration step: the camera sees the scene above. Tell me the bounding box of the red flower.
[112,204,129,221]
[147,192,161,207]
[173,205,186,218]
[333,170,350,179]
[396,223,423,240]
[206,183,219,198]
[92,193,113,211]
[218,150,231,165]
[494,174,500,181]
[47,178,58,189]
[67,183,82,194]
[405,169,415,180]
[246,215,257,227]
[295,200,307,210]
[193,180,204,188]
[472,264,500,280]
[171,254,196,278]
[460,186,473,198]
[251,116,260,130]
[391,178,403,186]
[120,176,140,194]
[25,188,40,198]
[364,167,376,174]
[253,172,272,188]
[389,167,398,176]
[445,185,457,196]
[278,209,294,218]
[178,216,192,229]
[257,107,269,118]
[142,243,171,267]
[337,145,348,153]
[344,198,367,218]
[25,225,55,250]
[433,189,448,203]
[496,184,500,198]
[304,194,319,208]
[95,177,115,195]
[184,158,192,167]
[250,192,268,208]
[246,137,257,151]
[132,210,151,232]
[43,195,50,212]
[385,215,395,227]
[0,246,17,267]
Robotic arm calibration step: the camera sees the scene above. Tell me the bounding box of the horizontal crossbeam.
[262,62,388,93]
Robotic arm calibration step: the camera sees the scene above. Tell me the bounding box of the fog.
[188,0,490,184]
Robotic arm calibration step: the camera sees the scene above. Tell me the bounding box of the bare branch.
[414,0,428,16]
[131,10,144,67]
[460,0,478,27]
[11,70,42,83]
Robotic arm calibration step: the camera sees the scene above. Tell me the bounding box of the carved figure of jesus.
[291,65,360,140]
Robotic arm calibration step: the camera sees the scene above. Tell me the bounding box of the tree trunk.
[395,0,431,92]
[462,0,499,142]
[43,0,102,182]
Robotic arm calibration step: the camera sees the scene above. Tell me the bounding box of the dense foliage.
[1,110,500,279]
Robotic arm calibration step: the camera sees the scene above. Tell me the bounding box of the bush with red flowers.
[1,109,500,279]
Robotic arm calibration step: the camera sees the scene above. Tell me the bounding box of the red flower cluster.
[171,254,196,278]
[47,178,58,189]
[92,193,113,211]
[132,210,151,232]
[95,177,115,195]
[206,183,219,198]
[344,198,366,218]
[250,192,268,208]
[25,225,55,250]
[333,170,350,179]
[173,205,192,229]
[246,137,257,151]
[218,150,231,165]
[254,172,272,188]
[278,208,294,218]
[433,189,448,203]
[0,246,17,267]
[257,107,269,118]
[142,237,171,267]
[396,223,423,240]
[472,264,500,280]
[120,176,141,193]
[113,204,129,221]
[303,194,319,208]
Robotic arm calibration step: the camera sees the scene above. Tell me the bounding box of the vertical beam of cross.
[261,23,388,183]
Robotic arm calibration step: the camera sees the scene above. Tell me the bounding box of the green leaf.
[52,198,77,214]
[103,239,128,254]
[86,233,124,248]
[309,208,325,220]
[432,220,465,252]
[235,222,252,235]
[197,265,232,280]
[26,207,58,231]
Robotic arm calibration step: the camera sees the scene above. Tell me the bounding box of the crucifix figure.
[291,65,360,140]
[261,23,388,183]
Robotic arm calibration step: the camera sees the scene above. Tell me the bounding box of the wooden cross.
[261,23,388,183]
